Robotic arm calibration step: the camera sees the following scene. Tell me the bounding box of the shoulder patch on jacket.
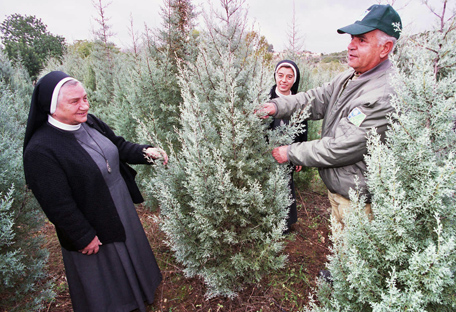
[348,107,366,127]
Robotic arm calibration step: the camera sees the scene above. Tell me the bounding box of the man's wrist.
[267,101,278,117]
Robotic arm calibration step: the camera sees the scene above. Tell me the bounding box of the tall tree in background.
[92,0,115,51]
[245,30,274,63]
[147,0,307,298]
[90,0,119,115]
[138,0,199,144]
[0,14,66,82]
[114,0,199,158]
[158,0,198,63]
[285,0,305,58]
[307,2,456,311]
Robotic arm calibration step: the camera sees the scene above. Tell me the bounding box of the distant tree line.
[0,14,66,82]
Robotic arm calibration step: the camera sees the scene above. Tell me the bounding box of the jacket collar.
[356,59,393,80]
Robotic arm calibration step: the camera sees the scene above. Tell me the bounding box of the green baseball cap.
[337,4,402,39]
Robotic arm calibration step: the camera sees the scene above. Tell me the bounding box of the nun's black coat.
[24,114,150,251]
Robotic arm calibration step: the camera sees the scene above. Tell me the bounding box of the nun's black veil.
[23,71,70,153]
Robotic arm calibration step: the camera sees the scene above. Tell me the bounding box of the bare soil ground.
[43,188,331,312]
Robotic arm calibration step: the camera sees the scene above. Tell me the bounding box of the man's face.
[52,83,90,125]
[347,29,386,74]
[275,67,295,95]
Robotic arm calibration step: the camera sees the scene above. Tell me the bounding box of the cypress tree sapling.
[152,54,287,298]
[148,0,309,297]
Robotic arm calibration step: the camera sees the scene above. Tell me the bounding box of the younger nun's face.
[52,83,90,125]
[275,67,295,95]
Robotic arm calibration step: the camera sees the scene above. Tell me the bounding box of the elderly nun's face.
[52,82,90,125]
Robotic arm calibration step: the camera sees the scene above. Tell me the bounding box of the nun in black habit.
[23,71,166,312]
[268,60,307,233]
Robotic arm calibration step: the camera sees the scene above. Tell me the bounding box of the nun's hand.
[145,147,169,165]
[79,236,102,255]
[255,102,277,119]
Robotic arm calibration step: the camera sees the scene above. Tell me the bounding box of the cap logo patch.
[393,21,402,34]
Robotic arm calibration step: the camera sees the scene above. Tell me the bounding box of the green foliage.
[0,51,54,311]
[70,40,96,59]
[0,14,66,81]
[123,35,185,148]
[136,0,199,144]
[246,31,274,63]
[157,0,198,63]
[147,0,304,298]
[42,41,95,85]
[320,51,347,64]
[307,10,456,312]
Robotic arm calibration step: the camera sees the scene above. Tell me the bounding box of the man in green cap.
[258,4,401,236]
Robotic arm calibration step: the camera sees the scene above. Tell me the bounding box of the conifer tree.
[157,0,198,63]
[130,0,198,147]
[0,51,54,311]
[43,40,97,94]
[146,0,307,298]
[89,0,121,121]
[124,29,185,146]
[307,3,456,311]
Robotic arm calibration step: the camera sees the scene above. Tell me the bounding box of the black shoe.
[319,270,333,285]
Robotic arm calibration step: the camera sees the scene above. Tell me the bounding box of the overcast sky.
[0,0,451,54]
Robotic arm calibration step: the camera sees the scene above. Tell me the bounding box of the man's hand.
[272,146,289,163]
[79,236,102,255]
[255,102,277,119]
[145,147,169,165]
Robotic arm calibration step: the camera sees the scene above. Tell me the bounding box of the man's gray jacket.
[269,59,396,201]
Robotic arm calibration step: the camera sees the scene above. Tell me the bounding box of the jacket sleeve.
[269,78,337,121]
[287,88,394,168]
[288,118,368,167]
[24,150,96,250]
